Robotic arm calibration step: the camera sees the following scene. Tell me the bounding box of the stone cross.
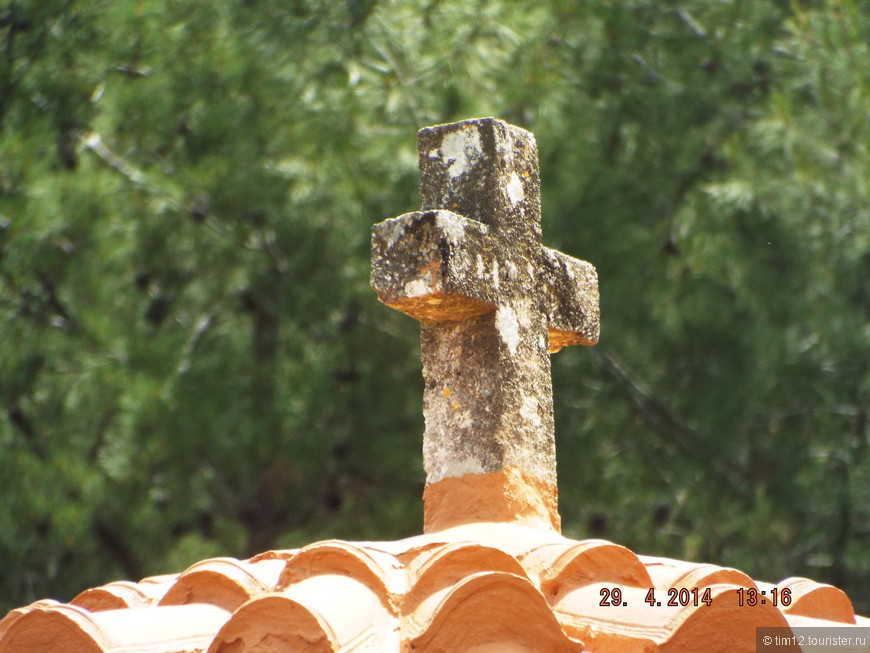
[371,118,599,532]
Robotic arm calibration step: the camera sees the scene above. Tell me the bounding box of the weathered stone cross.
[371,118,599,532]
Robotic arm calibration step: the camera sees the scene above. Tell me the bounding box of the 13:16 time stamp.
[599,587,792,608]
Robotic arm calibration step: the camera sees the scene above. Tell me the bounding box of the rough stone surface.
[541,247,600,352]
[371,118,600,531]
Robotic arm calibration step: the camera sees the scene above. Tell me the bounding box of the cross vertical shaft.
[418,120,557,523]
[372,118,599,532]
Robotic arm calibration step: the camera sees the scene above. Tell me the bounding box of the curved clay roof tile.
[523,539,654,600]
[209,571,398,653]
[408,571,583,652]
[277,540,406,613]
[640,556,756,591]
[0,603,231,653]
[73,580,167,612]
[773,577,856,624]
[405,541,528,612]
[159,557,285,612]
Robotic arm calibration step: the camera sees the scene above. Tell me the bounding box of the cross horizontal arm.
[372,211,601,352]
[541,248,600,352]
[371,210,500,324]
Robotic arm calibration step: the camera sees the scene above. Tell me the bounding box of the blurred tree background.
[1,0,868,613]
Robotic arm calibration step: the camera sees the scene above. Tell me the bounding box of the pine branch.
[81,132,149,188]
[593,347,745,491]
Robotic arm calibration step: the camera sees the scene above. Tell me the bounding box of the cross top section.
[371,118,599,532]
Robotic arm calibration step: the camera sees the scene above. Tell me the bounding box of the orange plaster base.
[423,466,561,533]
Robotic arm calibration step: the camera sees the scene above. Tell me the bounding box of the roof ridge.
[2,525,863,652]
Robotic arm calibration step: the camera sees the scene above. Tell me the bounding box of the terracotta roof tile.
[72,575,178,612]
[0,602,230,653]
[523,540,654,598]
[210,573,398,652]
[277,541,405,609]
[0,600,59,640]
[771,577,856,624]
[408,570,581,652]
[639,555,755,589]
[2,523,865,653]
[159,557,286,612]
[404,541,527,612]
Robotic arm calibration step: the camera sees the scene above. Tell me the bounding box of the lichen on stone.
[437,125,482,179]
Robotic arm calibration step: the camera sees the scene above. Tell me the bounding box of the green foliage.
[1,0,867,613]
